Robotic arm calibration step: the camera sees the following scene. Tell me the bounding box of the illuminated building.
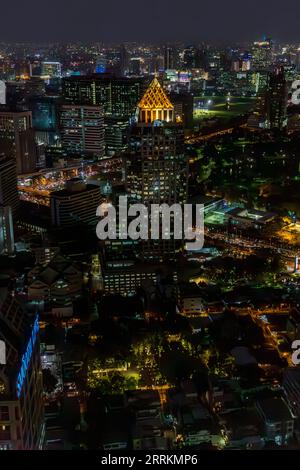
[265,67,288,129]
[252,38,273,71]
[62,75,143,118]
[104,116,129,156]
[50,179,102,227]
[0,81,6,105]
[28,96,59,146]
[0,205,14,255]
[60,104,105,158]
[129,58,142,76]
[126,78,188,261]
[95,53,107,74]
[164,46,177,70]
[137,77,174,123]
[0,107,37,173]
[41,61,62,79]
[119,44,129,77]
[0,154,19,215]
[183,45,201,69]
[0,294,45,450]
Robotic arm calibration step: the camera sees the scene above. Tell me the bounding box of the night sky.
[1,0,299,43]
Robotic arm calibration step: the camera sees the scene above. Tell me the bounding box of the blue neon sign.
[16,316,39,398]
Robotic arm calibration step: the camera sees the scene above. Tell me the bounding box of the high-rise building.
[41,61,62,79]
[95,53,107,74]
[0,154,19,216]
[28,96,60,146]
[50,179,102,227]
[0,107,37,173]
[62,75,144,118]
[119,45,129,76]
[183,45,201,69]
[0,81,6,105]
[170,92,194,128]
[252,38,273,71]
[62,75,144,156]
[104,117,129,156]
[0,205,14,255]
[0,297,45,450]
[60,104,105,158]
[125,78,188,261]
[266,67,288,130]
[164,46,177,70]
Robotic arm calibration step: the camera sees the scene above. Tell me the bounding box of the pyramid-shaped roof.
[138,77,174,111]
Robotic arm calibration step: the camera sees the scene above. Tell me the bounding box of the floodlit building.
[0,289,45,449]
[125,78,188,261]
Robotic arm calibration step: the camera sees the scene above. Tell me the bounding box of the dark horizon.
[1,0,300,44]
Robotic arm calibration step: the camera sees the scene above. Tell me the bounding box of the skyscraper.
[60,104,105,158]
[164,46,177,70]
[0,300,45,450]
[41,61,62,79]
[62,75,143,118]
[0,206,14,255]
[266,67,288,130]
[125,78,188,261]
[0,107,37,174]
[252,38,273,72]
[0,154,19,216]
[0,81,6,105]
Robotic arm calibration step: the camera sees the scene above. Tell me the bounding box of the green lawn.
[194,96,256,122]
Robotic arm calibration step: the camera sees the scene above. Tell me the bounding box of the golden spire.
[138,77,174,123]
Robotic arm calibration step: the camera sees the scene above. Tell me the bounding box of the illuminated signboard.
[16,316,39,398]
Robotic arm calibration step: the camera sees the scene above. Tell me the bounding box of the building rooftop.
[138,78,173,112]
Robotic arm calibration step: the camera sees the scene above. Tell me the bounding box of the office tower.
[164,46,176,70]
[119,44,129,76]
[0,81,6,105]
[129,58,142,76]
[183,45,201,69]
[0,205,14,255]
[266,67,288,130]
[95,53,107,74]
[41,61,62,79]
[50,179,102,227]
[62,76,144,156]
[0,299,45,450]
[104,117,129,156]
[0,154,19,215]
[60,104,105,158]
[252,38,273,71]
[62,75,143,118]
[28,96,59,146]
[170,92,194,128]
[125,78,188,261]
[0,107,37,173]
